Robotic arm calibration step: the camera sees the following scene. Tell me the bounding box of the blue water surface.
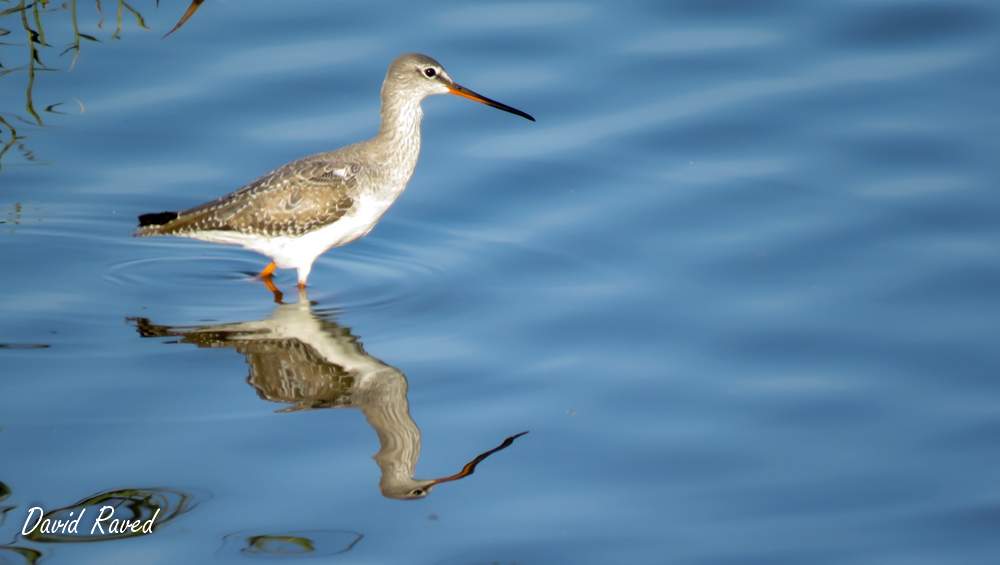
[2,0,999,563]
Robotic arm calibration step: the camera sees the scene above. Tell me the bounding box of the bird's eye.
[423,68,436,78]
[411,489,425,496]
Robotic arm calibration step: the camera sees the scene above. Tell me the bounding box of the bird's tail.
[134,211,179,237]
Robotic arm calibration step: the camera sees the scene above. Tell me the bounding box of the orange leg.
[257,261,277,278]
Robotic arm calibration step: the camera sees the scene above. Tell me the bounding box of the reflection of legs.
[255,262,283,303]
[262,275,283,304]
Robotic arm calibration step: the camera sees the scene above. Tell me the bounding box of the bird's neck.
[374,93,423,181]
[354,370,422,488]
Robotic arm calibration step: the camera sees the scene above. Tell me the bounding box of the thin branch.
[20,0,43,125]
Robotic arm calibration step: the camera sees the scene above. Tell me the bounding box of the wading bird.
[136,53,533,290]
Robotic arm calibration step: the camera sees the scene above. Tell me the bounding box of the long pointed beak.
[428,431,529,485]
[447,84,535,122]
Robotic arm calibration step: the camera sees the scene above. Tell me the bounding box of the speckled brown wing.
[242,339,357,412]
[144,158,358,237]
[130,316,358,412]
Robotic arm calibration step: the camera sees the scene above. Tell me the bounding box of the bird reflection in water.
[129,290,526,500]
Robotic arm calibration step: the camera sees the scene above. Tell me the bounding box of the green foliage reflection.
[0,0,160,169]
[23,487,205,543]
[220,530,364,559]
[0,546,42,565]
[245,535,316,557]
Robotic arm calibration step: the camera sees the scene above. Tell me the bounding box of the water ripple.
[471,49,976,158]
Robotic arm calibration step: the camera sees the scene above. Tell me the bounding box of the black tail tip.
[138,211,178,227]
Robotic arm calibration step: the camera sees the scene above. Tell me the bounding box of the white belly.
[184,197,395,273]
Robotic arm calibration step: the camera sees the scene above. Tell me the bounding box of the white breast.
[242,196,396,270]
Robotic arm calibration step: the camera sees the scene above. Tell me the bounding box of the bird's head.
[385,53,534,121]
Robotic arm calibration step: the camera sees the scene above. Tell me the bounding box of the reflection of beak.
[447,85,535,122]
[429,431,529,485]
